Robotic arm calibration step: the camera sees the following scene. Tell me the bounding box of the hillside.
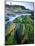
[5,15,34,44]
[5,4,34,44]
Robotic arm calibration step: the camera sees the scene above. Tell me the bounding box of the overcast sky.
[5,1,34,10]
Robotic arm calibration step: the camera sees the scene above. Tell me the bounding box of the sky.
[5,0,34,11]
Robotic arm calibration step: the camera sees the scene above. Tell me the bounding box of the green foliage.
[5,15,34,44]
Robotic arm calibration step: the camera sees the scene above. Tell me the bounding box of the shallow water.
[5,13,31,24]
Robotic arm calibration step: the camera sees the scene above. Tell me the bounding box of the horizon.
[5,1,34,11]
